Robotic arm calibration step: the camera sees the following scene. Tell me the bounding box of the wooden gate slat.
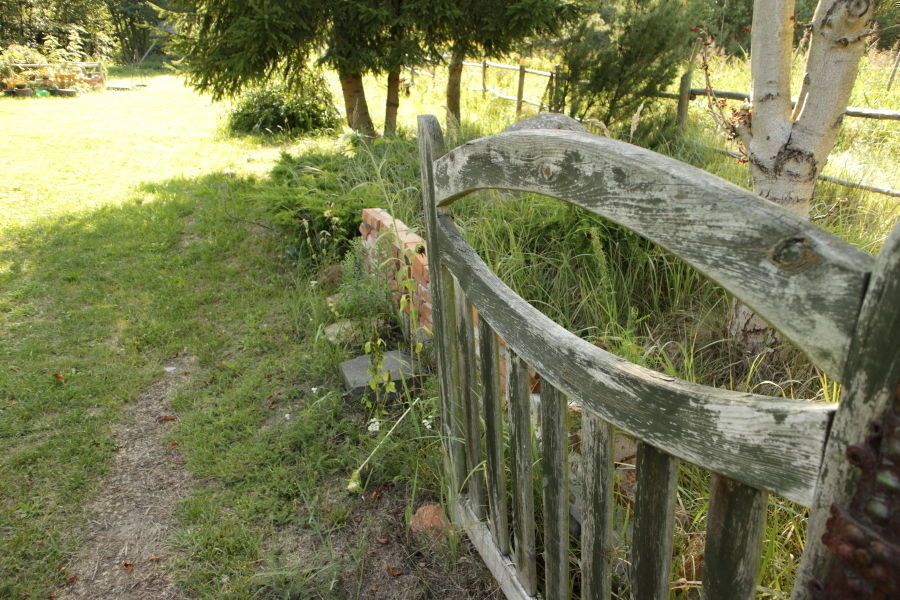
[418,115,467,498]
[455,281,486,517]
[541,382,570,600]
[580,415,614,600]
[481,320,510,555]
[701,476,767,600]
[435,213,829,507]
[631,442,678,600]
[507,349,538,595]
[441,267,467,493]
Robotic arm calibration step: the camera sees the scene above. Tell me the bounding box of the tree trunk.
[728,0,875,354]
[339,71,376,137]
[384,69,401,137]
[446,45,465,133]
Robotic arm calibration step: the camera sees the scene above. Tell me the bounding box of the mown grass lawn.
[2,52,897,599]
[0,74,485,599]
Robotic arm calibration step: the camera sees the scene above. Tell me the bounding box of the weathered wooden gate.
[417,114,899,600]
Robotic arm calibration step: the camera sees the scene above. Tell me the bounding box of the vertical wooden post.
[416,116,466,501]
[887,43,899,91]
[516,65,526,117]
[677,41,700,130]
[410,66,416,85]
[793,225,900,599]
[508,349,538,595]
[632,442,678,600]
[481,322,509,555]
[702,477,767,600]
[676,71,693,130]
[580,415,614,600]
[551,64,563,113]
[541,383,569,600]
[482,60,488,98]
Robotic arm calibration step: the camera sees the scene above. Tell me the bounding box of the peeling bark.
[384,69,401,137]
[744,0,874,212]
[729,0,875,352]
[339,71,376,137]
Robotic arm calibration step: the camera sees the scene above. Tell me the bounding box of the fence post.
[677,41,700,129]
[550,64,563,113]
[888,43,899,91]
[515,65,526,117]
[410,66,416,85]
[481,60,488,98]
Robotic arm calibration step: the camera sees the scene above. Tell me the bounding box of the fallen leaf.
[66,575,78,585]
[122,560,134,572]
[53,372,65,383]
[156,415,177,423]
[385,565,402,577]
[148,555,162,562]
[167,441,178,450]
[376,536,389,545]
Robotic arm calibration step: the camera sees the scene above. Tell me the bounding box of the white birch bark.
[729,0,876,349]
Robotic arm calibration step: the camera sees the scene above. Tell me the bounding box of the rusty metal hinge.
[810,385,900,599]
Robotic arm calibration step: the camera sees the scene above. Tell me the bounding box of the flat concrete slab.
[340,350,420,400]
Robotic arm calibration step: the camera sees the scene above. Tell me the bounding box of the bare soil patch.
[258,479,503,600]
[58,355,196,600]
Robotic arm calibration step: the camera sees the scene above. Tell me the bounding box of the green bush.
[266,135,421,264]
[545,0,702,128]
[227,72,341,137]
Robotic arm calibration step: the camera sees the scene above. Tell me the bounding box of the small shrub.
[227,72,341,137]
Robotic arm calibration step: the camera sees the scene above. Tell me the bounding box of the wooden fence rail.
[406,58,898,198]
[418,112,900,600]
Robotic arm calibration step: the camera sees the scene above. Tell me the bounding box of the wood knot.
[769,236,818,271]
[539,161,559,181]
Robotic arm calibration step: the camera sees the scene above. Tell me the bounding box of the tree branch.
[791,0,875,167]
[749,0,795,153]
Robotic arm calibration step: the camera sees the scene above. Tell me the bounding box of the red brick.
[411,253,429,283]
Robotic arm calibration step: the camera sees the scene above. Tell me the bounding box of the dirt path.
[58,355,196,600]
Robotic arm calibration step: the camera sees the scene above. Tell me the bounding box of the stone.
[409,503,449,538]
[323,320,359,345]
[339,350,420,400]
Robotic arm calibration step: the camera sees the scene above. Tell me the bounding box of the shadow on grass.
[0,133,481,598]
[0,168,340,599]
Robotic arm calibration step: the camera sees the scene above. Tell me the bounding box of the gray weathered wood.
[701,476,767,600]
[455,499,535,600]
[455,283,486,518]
[417,116,466,497]
[481,320,510,555]
[793,223,900,599]
[631,443,678,600]
[432,129,872,379]
[581,415,614,600]
[436,214,831,506]
[441,266,467,492]
[541,382,570,600]
[507,348,538,595]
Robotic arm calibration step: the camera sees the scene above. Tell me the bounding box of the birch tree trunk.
[728,0,875,352]
[338,71,377,137]
[384,69,401,137]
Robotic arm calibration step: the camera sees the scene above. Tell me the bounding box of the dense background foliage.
[0,0,164,63]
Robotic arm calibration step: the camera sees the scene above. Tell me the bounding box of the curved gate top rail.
[416,113,900,600]
[431,127,872,380]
